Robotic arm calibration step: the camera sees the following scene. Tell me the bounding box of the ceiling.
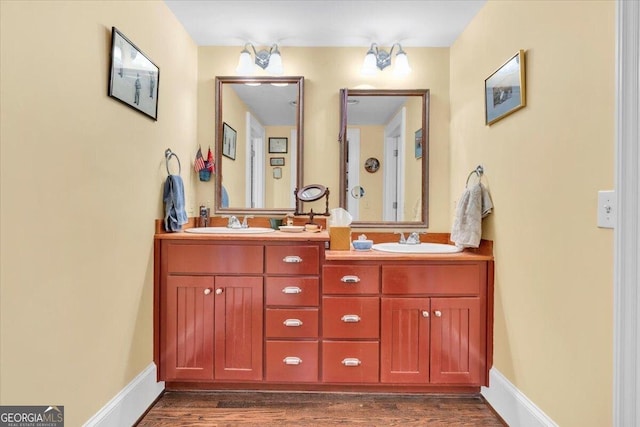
[164,0,486,48]
[167,0,486,126]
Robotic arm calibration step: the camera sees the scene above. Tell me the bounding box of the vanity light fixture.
[236,43,284,76]
[361,43,412,76]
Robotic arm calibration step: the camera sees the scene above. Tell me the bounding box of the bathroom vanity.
[154,229,493,393]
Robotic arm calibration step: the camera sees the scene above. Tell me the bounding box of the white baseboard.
[83,362,165,427]
[481,368,557,427]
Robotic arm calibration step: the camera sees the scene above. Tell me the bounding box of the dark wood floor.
[137,391,507,426]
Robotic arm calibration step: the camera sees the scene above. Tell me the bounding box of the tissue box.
[329,226,351,250]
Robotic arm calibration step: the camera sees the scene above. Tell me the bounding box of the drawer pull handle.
[434,310,442,317]
[283,357,303,365]
[215,288,223,295]
[282,286,302,294]
[341,358,361,367]
[204,288,212,295]
[422,310,429,318]
[283,256,303,263]
[341,314,361,323]
[283,319,303,327]
[340,275,361,283]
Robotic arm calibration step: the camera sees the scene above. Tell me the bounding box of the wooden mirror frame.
[215,76,304,215]
[339,88,429,229]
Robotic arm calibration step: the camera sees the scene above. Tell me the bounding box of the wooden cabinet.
[156,236,492,391]
[265,244,321,383]
[164,275,215,381]
[159,242,264,382]
[214,276,263,381]
[379,264,487,386]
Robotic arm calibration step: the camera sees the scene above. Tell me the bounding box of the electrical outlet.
[597,190,615,229]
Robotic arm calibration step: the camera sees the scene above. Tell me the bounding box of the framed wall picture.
[108,27,159,120]
[485,49,526,125]
[222,122,237,160]
[270,157,285,166]
[268,137,288,153]
[415,128,423,159]
[273,167,283,179]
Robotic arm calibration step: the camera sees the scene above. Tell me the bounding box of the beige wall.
[196,46,451,231]
[220,85,247,206]
[265,126,295,208]
[450,1,614,426]
[0,1,198,425]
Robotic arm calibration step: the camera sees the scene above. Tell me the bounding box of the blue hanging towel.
[163,175,188,232]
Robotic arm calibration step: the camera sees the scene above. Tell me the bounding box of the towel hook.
[465,165,484,188]
[165,149,181,176]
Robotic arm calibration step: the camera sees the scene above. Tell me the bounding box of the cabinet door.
[380,298,430,383]
[164,276,215,381]
[214,276,263,381]
[430,297,482,385]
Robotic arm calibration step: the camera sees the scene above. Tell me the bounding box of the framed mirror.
[215,76,304,215]
[339,89,429,228]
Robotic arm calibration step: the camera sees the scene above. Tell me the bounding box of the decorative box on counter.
[329,226,351,250]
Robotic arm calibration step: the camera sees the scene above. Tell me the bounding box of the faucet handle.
[241,215,254,228]
[394,231,406,244]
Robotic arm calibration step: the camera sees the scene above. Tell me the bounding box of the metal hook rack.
[465,165,484,188]
[165,148,181,175]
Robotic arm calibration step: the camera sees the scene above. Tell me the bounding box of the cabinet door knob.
[341,358,361,367]
[283,256,303,263]
[422,310,429,318]
[341,314,361,323]
[204,288,212,295]
[215,288,223,295]
[282,286,302,294]
[434,310,442,317]
[283,319,303,327]
[283,357,303,365]
[340,275,361,283]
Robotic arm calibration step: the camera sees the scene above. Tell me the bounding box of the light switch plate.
[597,190,615,228]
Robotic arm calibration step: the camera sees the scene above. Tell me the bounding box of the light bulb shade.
[393,51,411,76]
[236,50,254,75]
[265,51,283,75]
[361,52,378,75]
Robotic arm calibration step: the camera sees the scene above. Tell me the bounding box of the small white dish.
[279,225,305,233]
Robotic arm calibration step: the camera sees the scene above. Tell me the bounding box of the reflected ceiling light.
[361,43,412,76]
[236,43,284,76]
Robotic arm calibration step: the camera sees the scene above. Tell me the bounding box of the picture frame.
[485,49,526,125]
[222,122,237,160]
[268,137,288,153]
[270,157,285,167]
[273,167,282,179]
[108,27,159,121]
[415,128,423,159]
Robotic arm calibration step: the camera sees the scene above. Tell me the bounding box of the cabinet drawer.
[322,297,379,339]
[266,309,319,338]
[382,264,484,296]
[265,245,319,275]
[266,341,318,383]
[265,277,319,307]
[165,243,263,274]
[323,265,380,294]
[322,341,379,383]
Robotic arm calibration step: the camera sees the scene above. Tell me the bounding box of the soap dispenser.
[198,205,210,227]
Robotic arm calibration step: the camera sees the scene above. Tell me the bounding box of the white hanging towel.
[451,182,493,248]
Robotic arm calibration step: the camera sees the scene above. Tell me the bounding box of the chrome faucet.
[227,215,241,229]
[396,231,425,245]
[241,215,253,228]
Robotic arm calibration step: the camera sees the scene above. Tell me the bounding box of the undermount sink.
[184,227,275,234]
[371,242,463,254]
